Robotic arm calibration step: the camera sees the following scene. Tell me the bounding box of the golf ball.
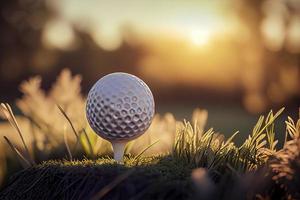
[86,72,155,141]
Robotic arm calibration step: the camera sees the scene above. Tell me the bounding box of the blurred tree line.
[232,0,300,112]
[0,0,299,112]
[0,0,145,101]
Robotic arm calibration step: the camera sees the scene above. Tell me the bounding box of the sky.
[46,0,233,50]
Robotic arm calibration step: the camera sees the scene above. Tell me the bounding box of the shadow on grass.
[1,150,299,200]
[0,155,197,200]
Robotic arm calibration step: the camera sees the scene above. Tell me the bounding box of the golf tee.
[112,141,126,162]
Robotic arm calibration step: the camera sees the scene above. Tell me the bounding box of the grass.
[0,70,299,199]
[173,108,284,173]
[0,155,195,200]
[1,106,299,199]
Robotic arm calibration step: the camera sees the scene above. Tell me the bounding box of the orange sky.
[46,0,235,50]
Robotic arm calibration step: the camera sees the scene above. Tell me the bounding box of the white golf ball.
[86,72,155,142]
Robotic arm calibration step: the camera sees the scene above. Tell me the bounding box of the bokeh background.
[0,0,299,135]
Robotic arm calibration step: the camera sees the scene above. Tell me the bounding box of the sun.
[189,29,213,46]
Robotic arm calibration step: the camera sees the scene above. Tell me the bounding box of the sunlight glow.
[189,29,214,46]
[91,25,122,51]
[53,0,227,49]
[42,20,75,50]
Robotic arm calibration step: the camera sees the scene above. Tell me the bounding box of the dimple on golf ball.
[86,72,155,142]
